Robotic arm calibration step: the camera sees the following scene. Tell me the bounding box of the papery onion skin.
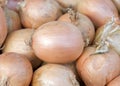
[76,46,120,86]
[0,52,33,86]
[107,75,120,86]
[19,0,62,29]
[4,8,21,33]
[112,0,120,13]
[0,7,7,47]
[58,10,95,46]
[32,64,80,86]
[77,0,119,27]
[3,29,42,70]
[32,21,85,63]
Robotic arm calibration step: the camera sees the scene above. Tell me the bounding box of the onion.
[0,52,33,86]
[55,0,78,10]
[112,0,120,13]
[0,7,7,47]
[58,9,95,46]
[32,64,80,86]
[77,0,119,27]
[32,21,85,63]
[3,29,42,70]
[4,8,21,33]
[94,18,120,55]
[107,75,120,86]
[6,0,23,12]
[0,0,6,7]
[19,0,62,29]
[76,46,120,86]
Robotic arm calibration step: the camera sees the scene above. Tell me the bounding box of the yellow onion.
[77,0,119,27]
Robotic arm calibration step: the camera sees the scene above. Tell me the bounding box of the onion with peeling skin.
[4,8,21,33]
[32,64,80,86]
[0,52,33,86]
[3,29,42,70]
[32,21,85,63]
[0,7,7,47]
[19,0,62,29]
[77,0,119,27]
[58,9,95,46]
[76,46,120,86]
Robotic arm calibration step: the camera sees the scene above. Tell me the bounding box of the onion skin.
[107,75,120,86]
[32,64,80,86]
[4,8,21,33]
[58,10,95,46]
[19,0,62,29]
[32,21,85,63]
[76,46,120,86]
[0,7,7,47]
[112,0,120,13]
[77,0,119,27]
[0,52,33,86]
[3,29,42,70]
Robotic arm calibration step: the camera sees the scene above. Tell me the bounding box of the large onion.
[32,64,79,86]
[19,0,62,29]
[0,52,33,86]
[77,0,119,27]
[4,8,21,33]
[76,46,120,86]
[112,0,120,13]
[0,7,7,47]
[58,9,95,46]
[3,29,42,69]
[32,21,85,63]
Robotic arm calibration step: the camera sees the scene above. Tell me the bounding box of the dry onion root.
[76,46,120,86]
[0,52,33,86]
[32,64,80,86]
[58,8,95,46]
[19,0,62,29]
[3,29,42,70]
[32,21,85,63]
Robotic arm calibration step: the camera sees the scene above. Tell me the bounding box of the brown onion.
[0,52,33,86]
[0,7,7,47]
[32,64,79,86]
[19,0,62,29]
[4,8,21,33]
[3,29,42,69]
[32,21,85,63]
[58,9,95,46]
[112,0,120,13]
[107,75,120,86]
[76,46,120,86]
[77,0,119,27]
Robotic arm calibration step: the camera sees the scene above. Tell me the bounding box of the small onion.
[32,21,85,63]
[4,8,21,33]
[3,29,42,69]
[32,64,80,86]
[0,52,33,86]
[77,0,119,27]
[112,0,120,13]
[76,46,120,86]
[107,75,120,86]
[19,0,62,29]
[0,7,7,47]
[58,9,95,46]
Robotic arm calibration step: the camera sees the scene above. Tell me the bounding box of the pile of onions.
[112,0,120,12]
[94,18,120,55]
[0,52,33,86]
[19,0,62,29]
[3,29,42,69]
[0,7,7,47]
[58,9,95,46]
[4,8,21,33]
[77,0,119,27]
[32,21,85,63]
[107,75,120,86]
[76,46,120,86]
[32,64,79,86]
